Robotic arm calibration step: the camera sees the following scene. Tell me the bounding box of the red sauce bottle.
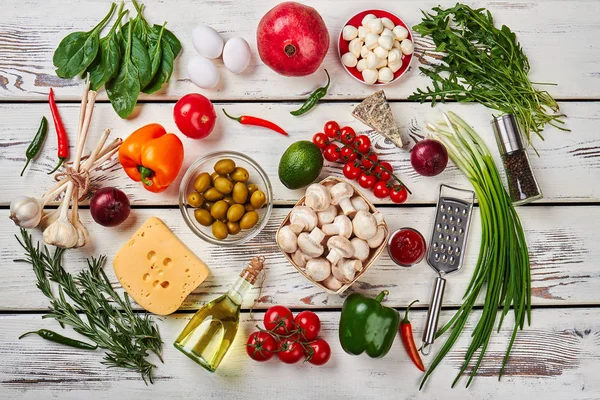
[387,228,426,267]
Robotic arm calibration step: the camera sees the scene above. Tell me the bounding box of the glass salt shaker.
[491,114,543,205]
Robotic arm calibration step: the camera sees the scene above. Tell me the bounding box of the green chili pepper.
[19,329,98,350]
[290,69,330,116]
[21,116,48,176]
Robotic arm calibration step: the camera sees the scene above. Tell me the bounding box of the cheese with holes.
[113,217,210,315]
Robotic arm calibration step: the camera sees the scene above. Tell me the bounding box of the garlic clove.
[341,52,358,68]
[348,38,363,58]
[400,39,414,55]
[393,26,409,41]
[362,69,378,85]
[366,18,383,34]
[378,34,394,51]
[381,17,395,30]
[364,33,379,50]
[342,25,358,41]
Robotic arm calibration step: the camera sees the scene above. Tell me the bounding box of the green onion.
[420,112,531,388]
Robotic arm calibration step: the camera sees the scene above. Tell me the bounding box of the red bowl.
[338,9,413,85]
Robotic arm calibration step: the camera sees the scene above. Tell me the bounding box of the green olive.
[210,200,229,220]
[223,196,234,206]
[250,190,266,209]
[212,220,228,240]
[244,203,255,212]
[187,192,204,208]
[239,211,259,230]
[230,167,249,182]
[227,204,246,222]
[227,221,241,235]
[194,209,213,226]
[247,184,259,195]
[201,201,214,211]
[214,159,236,175]
[232,182,249,204]
[214,177,234,194]
[211,171,221,183]
[204,187,224,202]
[193,172,211,193]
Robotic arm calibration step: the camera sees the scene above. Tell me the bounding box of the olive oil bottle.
[174,256,264,372]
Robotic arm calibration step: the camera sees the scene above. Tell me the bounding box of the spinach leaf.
[146,24,164,81]
[53,3,116,79]
[156,24,182,57]
[130,28,152,88]
[106,21,140,119]
[142,31,174,95]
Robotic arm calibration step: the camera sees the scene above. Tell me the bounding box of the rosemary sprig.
[15,229,163,384]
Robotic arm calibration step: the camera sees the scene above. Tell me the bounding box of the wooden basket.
[277,176,389,295]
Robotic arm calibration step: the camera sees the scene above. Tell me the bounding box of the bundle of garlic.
[9,80,122,248]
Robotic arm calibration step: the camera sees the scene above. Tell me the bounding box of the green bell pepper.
[339,290,399,358]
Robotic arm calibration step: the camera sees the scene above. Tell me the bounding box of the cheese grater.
[421,184,475,355]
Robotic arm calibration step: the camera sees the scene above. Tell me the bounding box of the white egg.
[223,37,251,74]
[188,55,220,89]
[192,25,224,59]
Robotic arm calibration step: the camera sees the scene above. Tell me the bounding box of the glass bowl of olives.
[179,151,273,246]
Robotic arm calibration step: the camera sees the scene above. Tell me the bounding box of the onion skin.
[90,187,130,227]
[410,139,449,177]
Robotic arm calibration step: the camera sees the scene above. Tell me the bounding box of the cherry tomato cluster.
[246,305,331,366]
[313,121,409,203]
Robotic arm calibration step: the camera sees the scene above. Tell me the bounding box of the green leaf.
[106,22,140,119]
[142,37,173,94]
[88,35,121,91]
[145,24,164,85]
[130,30,152,88]
[156,24,182,57]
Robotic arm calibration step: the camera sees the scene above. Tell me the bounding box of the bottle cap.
[491,114,524,154]
[240,256,265,285]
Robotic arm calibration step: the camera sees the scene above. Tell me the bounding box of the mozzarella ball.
[349,38,363,58]
[188,56,220,89]
[393,25,409,41]
[362,69,378,84]
[381,17,395,30]
[222,37,251,74]
[388,48,402,64]
[381,28,395,37]
[378,34,394,51]
[375,56,388,69]
[378,67,394,83]
[360,45,370,59]
[373,46,388,59]
[365,51,379,69]
[356,58,368,72]
[192,25,224,59]
[388,60,403,73]
[367,18,384,34]
[400,39,414,55]
[343,25,359,41]
[358,26,369,39]
[361,13,376,27]
[364,33,379,50]
[341,52,358,68]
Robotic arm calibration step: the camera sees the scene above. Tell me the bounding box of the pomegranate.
[257,2,329,77]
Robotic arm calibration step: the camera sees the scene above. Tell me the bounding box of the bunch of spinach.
[409,4,568,145]
[52,0,182,118]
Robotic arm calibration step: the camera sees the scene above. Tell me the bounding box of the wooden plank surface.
[0,0,598,101]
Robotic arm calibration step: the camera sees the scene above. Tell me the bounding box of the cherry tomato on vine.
[340,146,357,162]
[312,132,329,149]
[358,172,377,189]
[343,161,362,180]
[246,331,278,362]
[264,305,294,335]
[277,338,305,364]
[373,181,391,199]
[323,144,341,162]
[305,339,331,366]
[340,126,356,145]
[354,135,371,153]
[361,152,378,169]
[375,161,393,181]
[324,121,340,138]
[294,311,321,341]
[390,185,409,204]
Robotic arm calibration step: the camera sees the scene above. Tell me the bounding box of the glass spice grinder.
[491,114,543,205]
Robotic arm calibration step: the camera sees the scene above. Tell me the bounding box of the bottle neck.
[226,276,254,305]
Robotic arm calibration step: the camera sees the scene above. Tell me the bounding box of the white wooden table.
[1,1,599,398]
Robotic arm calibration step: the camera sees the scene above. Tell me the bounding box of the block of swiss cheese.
[113,217,209,315]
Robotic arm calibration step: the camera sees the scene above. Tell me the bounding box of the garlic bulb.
[43,216,79,249]
[73,219,89,248]
[39,209,59,231]
[9,196,42,228]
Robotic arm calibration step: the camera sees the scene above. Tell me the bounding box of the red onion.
[410,139,449,176]
[90,187,130,227]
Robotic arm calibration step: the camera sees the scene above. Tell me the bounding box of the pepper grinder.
[491,114,543,205]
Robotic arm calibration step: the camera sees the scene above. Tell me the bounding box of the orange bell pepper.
[119,123,184,193]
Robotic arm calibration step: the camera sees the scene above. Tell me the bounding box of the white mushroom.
[322,275,344,291]
[322,215,353,238]
[352,210,378,240]
[330,182,356,216]
[277,225,297,253]
[306,258,331,282]
[351,238,370,262]
[373,211,385,226]
[304,184,330,212]
[326,236,354,266]
[332,258,358,283]
[297,227,326,257]
[317,205,337,227]
[291,249,312,269]
[367,226,387,248]
[288,206,318,234]
[350,196,370,217]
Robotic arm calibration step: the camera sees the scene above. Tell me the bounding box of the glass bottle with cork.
[491,114,543,205]
[174,256,265,372]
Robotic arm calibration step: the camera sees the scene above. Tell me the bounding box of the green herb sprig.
[409,4,568,146]
[15,229,163,384]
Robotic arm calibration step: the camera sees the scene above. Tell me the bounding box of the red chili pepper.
[47,88,69,174]
[222,109,288,136]
[399,300,425,372]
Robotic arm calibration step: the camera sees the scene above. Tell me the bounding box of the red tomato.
[390,185,409,204]
[323,144,340,162]
[340,146,357,162]
[246,331,278,362]
[173,93,216,139]
[358,172,376,189]
[277,338,305,364]
[373,181,391,199]
[340,126,356,145]
[264,305,294,335]
[324,121,340,138]
[305,339,331,366]
[354,135,371,153]
[361,152,378,169]
[375,161,393,181]
[312,132,329,149]
[343,161,362,180]
[294,311,321,341]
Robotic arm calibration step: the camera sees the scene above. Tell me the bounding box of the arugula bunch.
[53,1,181,118]
[409,4,568,145]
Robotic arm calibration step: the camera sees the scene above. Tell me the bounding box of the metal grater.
[421,184,475,355]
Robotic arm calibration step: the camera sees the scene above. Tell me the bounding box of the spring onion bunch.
[420,112,531,388]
